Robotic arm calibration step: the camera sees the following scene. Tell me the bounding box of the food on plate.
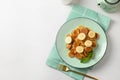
[65,36,72,44]
[77,33,86,40]
[84,40,92,47]
[76,46,84,53]
[88,31,96,38]
[65,25,99,63]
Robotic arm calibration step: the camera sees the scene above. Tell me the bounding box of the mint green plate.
[56,17,107,68]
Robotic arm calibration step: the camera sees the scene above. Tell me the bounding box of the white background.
[0,0,120,80]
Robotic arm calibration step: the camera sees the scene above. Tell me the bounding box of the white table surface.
[0,0,120,80]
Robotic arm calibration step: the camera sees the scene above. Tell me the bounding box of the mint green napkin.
[46,4,110,80]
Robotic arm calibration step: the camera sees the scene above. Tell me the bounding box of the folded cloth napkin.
[46,4,110,80]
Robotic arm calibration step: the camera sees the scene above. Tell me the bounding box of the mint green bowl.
[56,17,107,68]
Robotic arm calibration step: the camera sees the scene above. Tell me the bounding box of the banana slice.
[76,46,84,53]
[65,36,72,44]
[84,40,92,47]
[77,33,86,40]
[88,31,96,38]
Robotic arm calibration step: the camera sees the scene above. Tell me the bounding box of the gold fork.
[57,64,98,80]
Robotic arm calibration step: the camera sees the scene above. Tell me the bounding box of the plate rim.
[55,17,108,68]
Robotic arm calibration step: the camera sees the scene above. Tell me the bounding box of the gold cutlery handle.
[69,70,98,80]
